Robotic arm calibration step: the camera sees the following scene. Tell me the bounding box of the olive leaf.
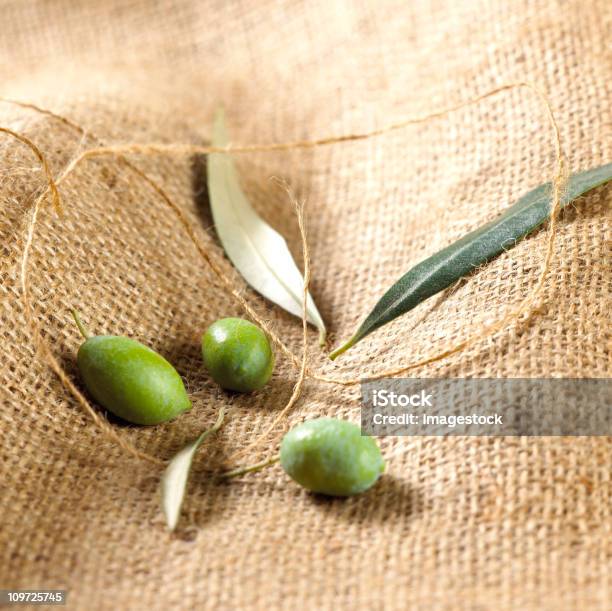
[160,408,225,531]
[207,109,326,343]
[330,162,612,358]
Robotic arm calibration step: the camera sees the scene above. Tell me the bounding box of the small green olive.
[73,312,191,425]
[280,417,385,496]
[201,317,274,392]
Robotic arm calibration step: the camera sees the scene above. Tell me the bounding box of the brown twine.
[1,129,163,465]
[7,81,567,384]
[2,80,566,468]
[53,82,560,159]
[1,97,308,466]
[3,97,303,368]
[23,83,567,387]
[227,180,311,463]
[0,126,61,212]
[255,179,310,434]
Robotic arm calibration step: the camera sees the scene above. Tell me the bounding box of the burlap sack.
[0,1,610,609]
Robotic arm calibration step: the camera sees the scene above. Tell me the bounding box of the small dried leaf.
[160,408,224,531]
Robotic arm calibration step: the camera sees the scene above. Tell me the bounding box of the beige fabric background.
[0,1,610,609]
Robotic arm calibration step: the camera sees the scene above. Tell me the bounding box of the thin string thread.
[1,127,163,465]
[6,81,566,385]
[0,126,61,212]
[0,97,296,364]
[2,98,306,466]
[227,179,312,463]
[52,82,557,160]
[26,82,567,385]
[311,81,566,385]
[2,81,566,467]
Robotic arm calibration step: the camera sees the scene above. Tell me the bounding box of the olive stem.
[329,334,358,360]
[207,406,226,435]
[71,309,92,339]
[220,456,280,479]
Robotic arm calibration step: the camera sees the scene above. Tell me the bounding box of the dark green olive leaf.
[330,163,612,359]
[160,408,225,531]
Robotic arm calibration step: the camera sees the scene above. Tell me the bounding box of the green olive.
[280,417,385,496]
[201,317,274,392]
[73,311,191,425]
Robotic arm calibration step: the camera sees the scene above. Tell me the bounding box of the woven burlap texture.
[0,1,610,609]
